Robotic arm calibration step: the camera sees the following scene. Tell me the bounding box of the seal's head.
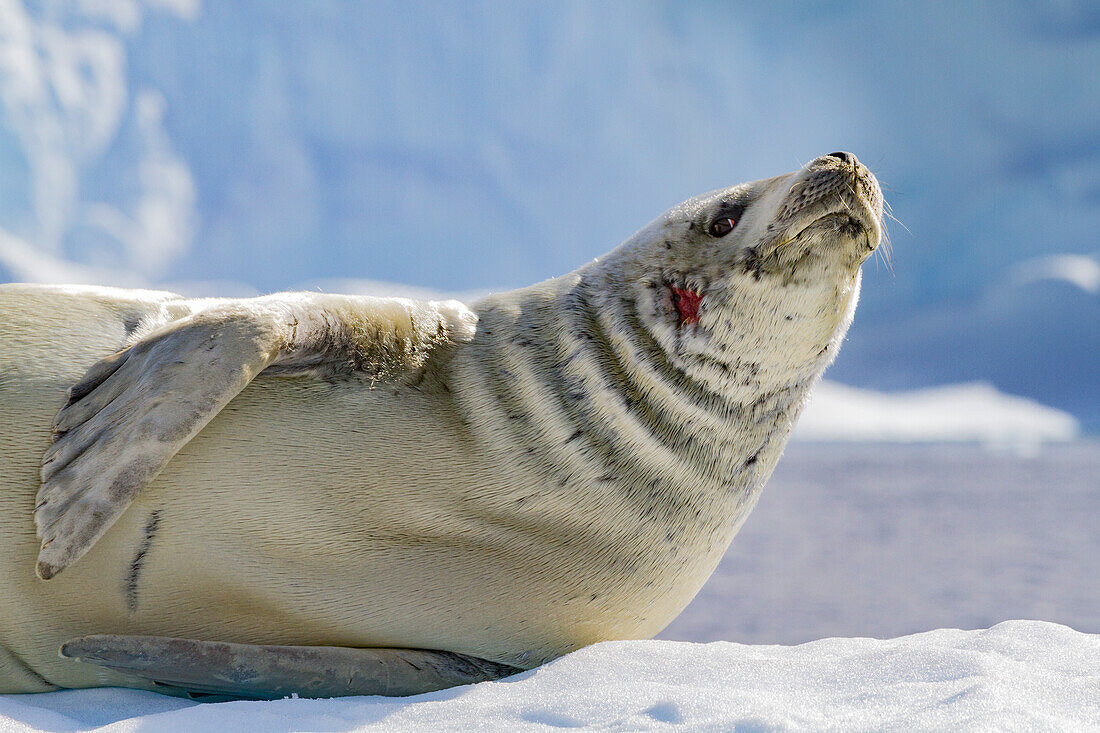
[599,151,884,395]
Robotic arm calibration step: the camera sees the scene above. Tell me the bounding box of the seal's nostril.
[827,151,853,164]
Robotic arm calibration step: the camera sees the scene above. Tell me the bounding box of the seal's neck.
[454,265,832,504]
[574,253,861,408]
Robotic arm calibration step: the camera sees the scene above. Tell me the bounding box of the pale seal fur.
[0,152,882,697]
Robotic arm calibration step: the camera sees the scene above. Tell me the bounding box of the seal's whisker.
[882,207,909,236]
[876,208,905,274]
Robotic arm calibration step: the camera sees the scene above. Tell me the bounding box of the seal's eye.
[709,204,744,238]
[709,217,737,237]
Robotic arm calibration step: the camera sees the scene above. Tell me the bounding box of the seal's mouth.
[760,200,879,260]
[795,212,868,240]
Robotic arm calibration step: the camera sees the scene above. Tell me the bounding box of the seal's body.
[0,153,883,697]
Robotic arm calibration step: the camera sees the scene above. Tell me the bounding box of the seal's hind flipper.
[60,635,522,700]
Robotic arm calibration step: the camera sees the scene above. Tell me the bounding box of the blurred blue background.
[0,0,1097,428]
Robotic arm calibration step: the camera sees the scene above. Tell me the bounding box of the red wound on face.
[671,286,703,325]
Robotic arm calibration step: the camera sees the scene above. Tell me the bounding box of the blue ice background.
[0,1,1097,426]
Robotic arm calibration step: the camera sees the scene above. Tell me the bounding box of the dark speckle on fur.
[125,510,162,613]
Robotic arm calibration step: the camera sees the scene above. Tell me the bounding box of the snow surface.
[0,621,1096,732]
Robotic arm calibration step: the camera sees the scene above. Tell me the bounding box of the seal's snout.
[783,150,883,243]
[810,150,880,216]
[824,150,857,165]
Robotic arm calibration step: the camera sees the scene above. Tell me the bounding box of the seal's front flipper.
[35,294,476,581]
[35,314,284,580]
[59,635,522,700]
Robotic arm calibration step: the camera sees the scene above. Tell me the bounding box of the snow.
[794,380,1080,448]
[1009,254,1100,295]
[0,621,1096,731]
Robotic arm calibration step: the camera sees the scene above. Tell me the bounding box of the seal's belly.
[95,377,731,670]
[2,347,729,689]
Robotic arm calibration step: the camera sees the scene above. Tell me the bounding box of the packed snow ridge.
[0,621,1096,732]
[795,380,1080,448]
